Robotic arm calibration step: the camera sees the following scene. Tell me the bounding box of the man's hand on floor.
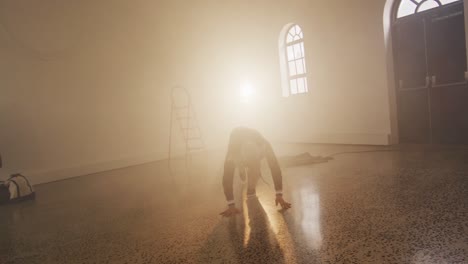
[275,195,291,210]
[220,205,241,217]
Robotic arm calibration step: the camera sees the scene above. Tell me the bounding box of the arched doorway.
[391,0,468,144]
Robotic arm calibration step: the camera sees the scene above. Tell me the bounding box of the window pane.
[294,25,301,35]
[290,79,298,94]
[289,61,297,76]
[283,24,308,96]
[297,78,305,93]
[418,0,440,12]
[295,42,304,59]
[287,46,294,61]
[296,59,305,75]
[397,0,416,18]
[293,43,303,59]
[397,0,459,19]
[440,0,460,4]
[302,57,307,73]
[289,26,296,36]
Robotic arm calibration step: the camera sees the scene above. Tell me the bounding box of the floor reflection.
[198,194,285,264]
[297,187,322,249]
[3,145,467,263]
[233,196,285,263]
[250,175,323,263]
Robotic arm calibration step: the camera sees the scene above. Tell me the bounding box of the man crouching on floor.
[220,127,291,217]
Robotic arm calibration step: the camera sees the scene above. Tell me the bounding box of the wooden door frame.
[384,0,467,144]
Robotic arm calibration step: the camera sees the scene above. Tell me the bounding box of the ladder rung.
[174,106,189,110]
[177,116,193,120]
[187,143,203,147]
[188,147,204,151]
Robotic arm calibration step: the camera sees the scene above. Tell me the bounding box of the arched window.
[279,24,308,96]
[396,0,461,19]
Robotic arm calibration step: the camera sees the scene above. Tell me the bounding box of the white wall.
[271,0,393,145]
[383,0,401,145]
[0,1,178,183]
[0,0,395,184]
[168,0,395,146]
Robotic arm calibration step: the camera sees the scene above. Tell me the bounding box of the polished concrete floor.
[1,144,468,264]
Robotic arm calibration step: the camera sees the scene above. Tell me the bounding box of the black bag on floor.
[0,183,9,203]
[0,174,35,205]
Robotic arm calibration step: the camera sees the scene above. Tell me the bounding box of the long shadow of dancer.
[235,196,285,263]
[198,195,285,264]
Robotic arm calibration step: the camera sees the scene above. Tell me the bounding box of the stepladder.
[168,86,205,182]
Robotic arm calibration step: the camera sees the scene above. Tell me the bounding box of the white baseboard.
[20,152,168,185]
[12,132,392,185]
[272,132,392,146]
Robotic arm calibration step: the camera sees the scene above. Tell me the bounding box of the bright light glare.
[240,81,255,103]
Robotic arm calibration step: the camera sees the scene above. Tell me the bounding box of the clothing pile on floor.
[279,152,333,168]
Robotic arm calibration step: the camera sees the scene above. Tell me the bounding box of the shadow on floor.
[197,196,285,264]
